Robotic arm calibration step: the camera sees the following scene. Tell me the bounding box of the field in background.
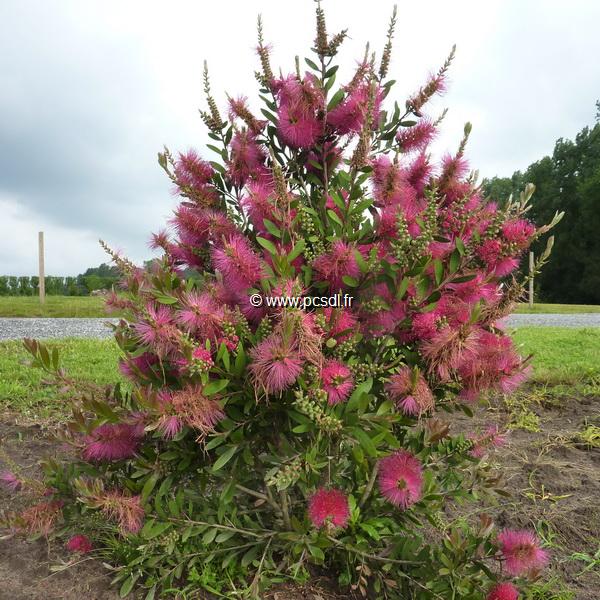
[0,328,598,423]
[0,295,599,318]
[0,295,117,318]
[515,303,600,314]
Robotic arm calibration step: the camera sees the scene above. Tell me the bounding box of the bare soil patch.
[1,390,598,599]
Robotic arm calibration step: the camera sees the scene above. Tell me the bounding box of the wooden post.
[38,231,45,304]
[528,251,534,308]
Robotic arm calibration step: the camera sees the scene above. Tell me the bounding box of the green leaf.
[287,239,305,262]
[119,575,136,598]
[327,90,345,112]
[241,544,261,567]
[327,209,344,227]
[203,379,229,396]
[342,275,359,287]
[346,378,373,413]
[141,473,159,504]
[262,219,282,238]
[212,445,238,472]
[449,249,461,274]
[257,236,278,256]
[260,108,278,124]
[304,57,319,70]
[433,259,444,286]
[455,237,466,256]
[351,427,377,457]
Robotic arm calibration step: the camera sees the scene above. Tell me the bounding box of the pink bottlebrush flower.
[407,152,432,196]
[228,95,266,134]
[408,72,447,114]
[378,450,423,509]
[497,529,548,576]
[446,274,501,306]
[171,386,224,437]
[228,129,267,187]
[1,470,22,491]
[371,156,416,209]
[313,241,360,291]
[157,414,184,440]
[171,206,237,247]
[192,346,213,364]
[82,423,144,462]
[487,583,519,600]
[321,360,354,405]
[502,219,536,248]
[308,488,350,529]
[440,152,469,185]
[177,291,224,339]
[411,312,440,341]
[421,325,480,381]
[212,234,263,291]
[241,181,280,234]
[99,491,145,534]
[396,118,437,153]
[134,304,178,356]
[66,534,93,554]
[494,257,520,278]
[328,82,382,136]
[274,74,324,149]
[249,335,303,395]
[469,425,508,458]
[18,500,63,536]
[119,352,158,381]
[385,366,434,417]
[278,102,322,148]
[173,150,218,205]
[498,364,531,395]
[323,307,358,343]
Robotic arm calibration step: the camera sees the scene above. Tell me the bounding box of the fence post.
[38,231,45,304]
[528,251,534,308]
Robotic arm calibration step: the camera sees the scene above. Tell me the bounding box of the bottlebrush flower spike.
[170,386,224,437]
[212,234,263,291]
[486,583,519,600]
[313,241,360,291]
[308,488,350,529]
[249,334,303,395]
[497,529,549,576]
[82,423,144,462]
[385,366,434,417]
[0,470,22,491]
[396,118,437,153]
[321,359,354,405]
[66,534,94,554]
[18,500,63,536]
[378,450,423,509]
[98,491,145,534]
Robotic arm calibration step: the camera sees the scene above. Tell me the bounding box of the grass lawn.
[0,295,119,318]
[0,328,598,422]
[0,338,125,421]
[515,302,600,313]
[513,327,600,385]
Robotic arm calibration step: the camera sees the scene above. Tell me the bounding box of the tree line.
[0,264,119,296]
[483,104,600,304]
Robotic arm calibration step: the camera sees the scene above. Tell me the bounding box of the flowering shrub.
[4,4,564,599]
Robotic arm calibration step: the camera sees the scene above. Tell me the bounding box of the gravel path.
[0,314,599,341]
[504,313,600,328]
[0,318,119,340]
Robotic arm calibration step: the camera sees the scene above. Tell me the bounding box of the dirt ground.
[1,389,598,600]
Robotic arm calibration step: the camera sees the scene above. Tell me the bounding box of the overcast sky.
[1,0,599,276]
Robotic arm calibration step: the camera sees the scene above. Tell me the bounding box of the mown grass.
[0,328,598,423]
[515,303,600,314]
[1,296,599,318]
[513,327,600,385]
[0,295,120,318]
[0,338,125,422]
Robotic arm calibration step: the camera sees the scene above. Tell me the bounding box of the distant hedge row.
[0,275,119,296]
